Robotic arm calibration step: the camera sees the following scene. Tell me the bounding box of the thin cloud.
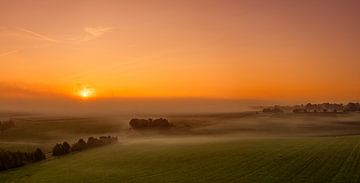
[82,26,113,42]
[0,82,45,99]
[1,27,112,44]
[0,50,18,57]
[19,28,59,43]
[0,82,64,100]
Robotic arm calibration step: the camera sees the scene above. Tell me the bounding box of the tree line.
[52,136,118,156]
[262,102,360,113]
[293,102,360,113]
[129,118,172,129]
[0,135,118,171]
[0,148,45,171]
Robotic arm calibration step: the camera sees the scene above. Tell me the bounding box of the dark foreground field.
[1,136,360,183]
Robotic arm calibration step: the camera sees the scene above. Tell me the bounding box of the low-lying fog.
[1,109,360,152]
[0,97,280,115]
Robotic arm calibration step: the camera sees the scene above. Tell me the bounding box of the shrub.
[62,142,71,154]
[71,139,87,152]
[33,148,46,161]
[52,142,71,156]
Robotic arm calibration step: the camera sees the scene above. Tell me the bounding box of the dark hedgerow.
[71,139,87,152]
[0,148,46,171]
[52,143,70,156]
[0,136,118,172]
[53,136,118,156]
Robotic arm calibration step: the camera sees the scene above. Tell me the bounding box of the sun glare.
[78,87,95,99]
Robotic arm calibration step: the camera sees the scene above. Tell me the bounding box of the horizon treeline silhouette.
[263,102,360,113]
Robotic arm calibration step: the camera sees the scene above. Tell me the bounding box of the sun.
[78,86,96,99]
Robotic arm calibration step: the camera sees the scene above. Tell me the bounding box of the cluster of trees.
[262,102,360,113]
[52,136,118,156]
[129,118,173,129]
[0,148,45,171]
[345,103,360,112]
[0,119,15,133]
[52,142,71,156]
[293,102,360,113]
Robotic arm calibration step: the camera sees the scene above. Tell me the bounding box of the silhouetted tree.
[62,142,71,154]
[33,148,46,161]
[87,137,100,147]
[346,103,358,112]
[71,139,87,152]
[52,144,63,156]
[52,142,71,156]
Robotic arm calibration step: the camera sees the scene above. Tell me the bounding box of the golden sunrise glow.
[78,87,96,99]
[0,1,359,101]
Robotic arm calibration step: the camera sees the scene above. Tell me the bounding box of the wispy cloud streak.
[19,28,59,43]
[0,50,18,57]
[1,27,113,44]
[82,26,113,42]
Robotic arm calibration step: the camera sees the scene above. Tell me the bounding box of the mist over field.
[2,110,360,182]
[2,111,360,151]
[0,97,280,115]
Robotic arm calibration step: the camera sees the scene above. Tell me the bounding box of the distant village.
[262,102,360,113]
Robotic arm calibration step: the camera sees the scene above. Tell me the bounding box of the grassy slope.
[0,117,122,151]
[1,136,360,183]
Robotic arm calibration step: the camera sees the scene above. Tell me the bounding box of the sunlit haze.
[1,0,360,113]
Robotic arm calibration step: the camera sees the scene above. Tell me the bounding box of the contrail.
[19,28,59,43]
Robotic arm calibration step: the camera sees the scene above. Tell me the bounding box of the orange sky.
[1,0,360,101]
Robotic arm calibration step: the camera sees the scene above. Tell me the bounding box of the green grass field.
[2,112,360,182]
[1,136,360,183]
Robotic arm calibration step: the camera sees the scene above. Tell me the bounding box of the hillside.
[1,136,360,183]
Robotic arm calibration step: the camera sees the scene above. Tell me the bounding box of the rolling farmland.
[1,136,360,183]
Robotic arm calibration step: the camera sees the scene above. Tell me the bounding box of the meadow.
[1,136,360,183]
[0,115,124,152]
[1,112,360,182]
